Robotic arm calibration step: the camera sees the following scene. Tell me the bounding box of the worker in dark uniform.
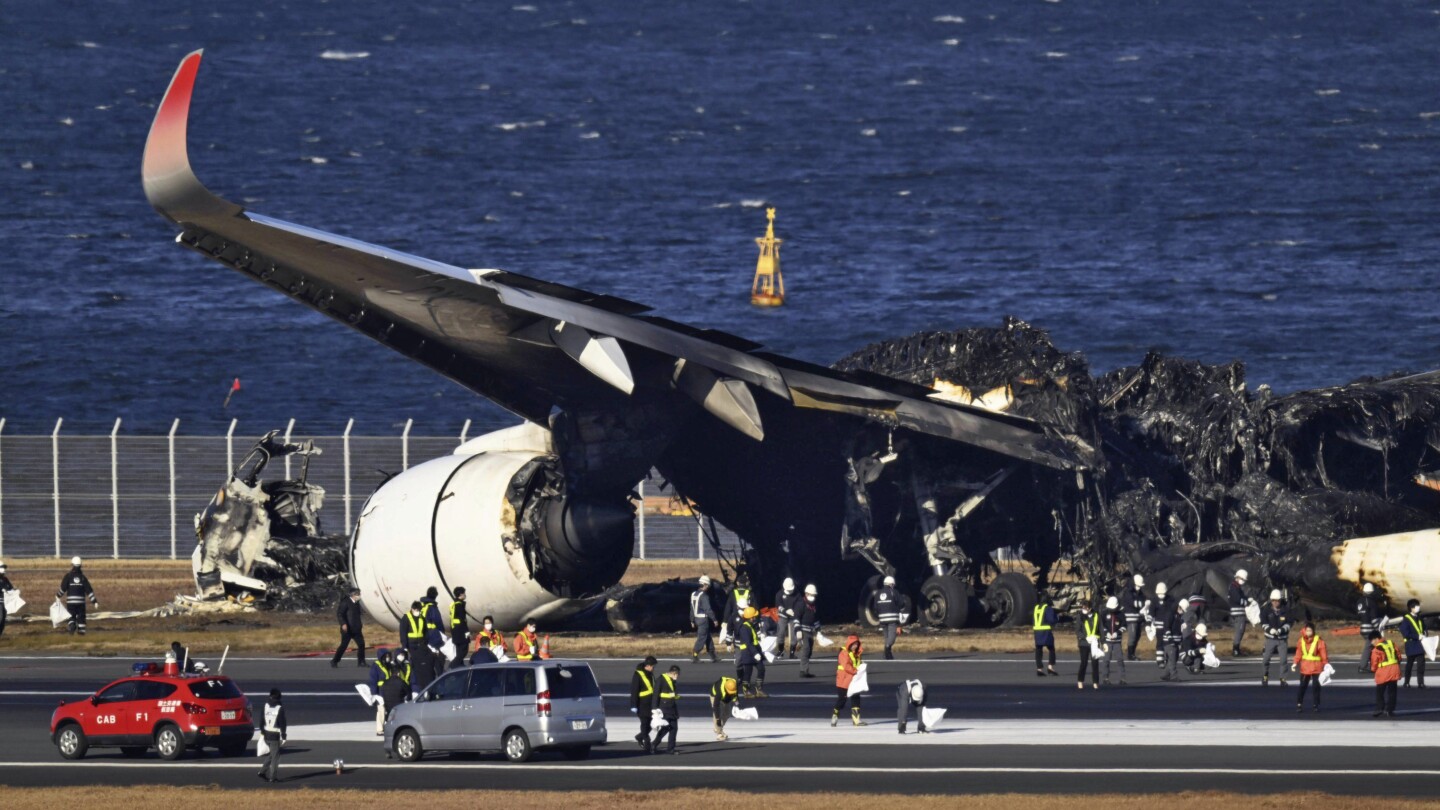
[1150,582,1173,669]
[873,575,901,660]
[1372,629,1401,717]
[710,675,741,741]
[1033,595,1058,676]
[1181,622,1211,675]
[1260,589,1292,687]
[420,586,443,640]
[720,573,753,650]
[1357,582,1383,673]
[331,587,366,668]
[629,655,658,753]
[57,557,97,635]
[796,584,819,678]
[896,679,930,734]
[774,577,798,658]
[400,601,438,695]
[1101,595,1126,685]
[1161,598,1187,681]
[448,586,469,669]
[0,561,14,637]
[368,649,392,736]
[691,576,718,663]
[1227,569,1252,657]
[1076,601,1101,689]
[1400,599,1427,688]
[1120,574,1146,661]
[651,665,681,755]
[736,606,768,697]
[380,649,411,725]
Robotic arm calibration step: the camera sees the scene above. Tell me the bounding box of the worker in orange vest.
[473,615,506,656]
[513,621,540,661]
[1371,627,1401,717]
[832,634,866,727]
[1291,621,1328,713]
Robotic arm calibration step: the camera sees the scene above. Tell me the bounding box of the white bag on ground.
[1423,635,1439,662]
[4,589,23,614]
[355,684,379,707]
[49,598,68,627]
[816,631,834,648]
[920,707,946,729]
[1088,636,1104,658]
[1202,644,1221,669]
[846,663,869,697]
[1245,602,1262,626]
[1145,624,1156,642]
[256,738,270,757]
[731,706,759,721]
[1318,662,1336,686]
[651,707,668,729]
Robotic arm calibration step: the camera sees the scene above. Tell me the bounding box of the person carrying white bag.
[1399,598,1430,687]
[1291,621,1328,712]
[832,634,867,727]
[0,561,19,637]
[1075,603,1102,690]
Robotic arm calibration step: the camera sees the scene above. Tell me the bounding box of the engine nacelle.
[350,425,635,631]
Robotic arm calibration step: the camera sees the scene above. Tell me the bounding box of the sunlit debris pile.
[836,317,1440,594]
[190,431,351,613]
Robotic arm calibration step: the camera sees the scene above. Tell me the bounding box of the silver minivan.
[384,659,606,762]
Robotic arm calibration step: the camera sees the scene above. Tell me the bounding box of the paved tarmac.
[3,648,1439,795]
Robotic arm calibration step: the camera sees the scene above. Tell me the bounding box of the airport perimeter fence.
[0,418,742,562]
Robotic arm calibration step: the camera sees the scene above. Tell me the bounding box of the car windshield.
[544,665,600,699]
[187,678,242,699]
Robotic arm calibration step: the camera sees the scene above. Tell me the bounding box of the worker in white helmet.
[774,577,798,658]
[1228,569,1253,657]
[1357,582,1383,673]
[1161,597,1188,681]
[795,584,820,677]
[1260,589,1292,687]
[1119,574,1147,661]
[1150,582,1173,670]
[690,575,718,664]
[0,560,14,637]
[57,556,97,635]
[1101,595,1127,685]
[872,575,901,660]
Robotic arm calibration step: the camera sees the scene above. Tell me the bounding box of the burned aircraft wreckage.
[151,52,1440,632]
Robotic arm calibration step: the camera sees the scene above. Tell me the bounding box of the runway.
[2,650,1438,795]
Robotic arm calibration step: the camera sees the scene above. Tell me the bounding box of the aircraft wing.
[144,51,1083,471]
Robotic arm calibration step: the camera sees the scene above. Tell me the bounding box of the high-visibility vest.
[421,600,439,630]
[838,648,861,672]
[476,630,503,651]
[449,601,466,629]
[376,661,390,687]
[658,674,677,700]
[1300,635,1322,661]
[1083,612,1099,637]
[1377,639,1398,668]
[636,669,654,697]
[740,621,760,649]
[1033,605,1051,632]
[404,613,425,641]
[1405,614,1423,639]
[712,677,738,702]
[734,587,751,610]
[514,631,537,660]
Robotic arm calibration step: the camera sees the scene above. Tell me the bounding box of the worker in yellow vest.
[650,665,681,755]
[1371,628,1401,717]
[1033,598,1058,676]
[710,676,741,741]
[1291,622,1328,712]
[513,621,539,661]
[1400,599,1427,688]
[1075,602,1101,689]
[629,655,658,753]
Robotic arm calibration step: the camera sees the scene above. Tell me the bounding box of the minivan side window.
[467,669,503,699]
[544,665,601,699]
[502,668,536,696]
[426,671,469,702]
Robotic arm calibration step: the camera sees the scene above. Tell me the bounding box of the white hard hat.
[1195,623,1207,636]
[783,577,795,591]
[1156,582,1168,596]
[698,575,711,586]
[1270,589,1282,601]
[1106,596,1119,610]
[1363,582,1375,594]
[1235,569,1248,582]
[909,681,925,703]
[804,584,817,596]
[1178,598,1190,610]
[1133,574,1145,587]
[883,575,895,587]
[71,556,82,567]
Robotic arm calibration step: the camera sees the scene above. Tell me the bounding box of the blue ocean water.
[2,1,1438,436]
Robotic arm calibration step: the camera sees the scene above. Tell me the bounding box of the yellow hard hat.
[743,606,759,620]
[725,679,738,695]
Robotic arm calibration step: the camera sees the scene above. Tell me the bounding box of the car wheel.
[920,575,969,629]
[561,745,591,760]
[394,728,423,762]
[55,724,88,760]
[503,728,533,763]
[154,724,185,761]
[119,746,147,758]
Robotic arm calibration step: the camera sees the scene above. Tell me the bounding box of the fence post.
[283,418,296,479]
[0,417,5,557]
[51,417,63,557]
[697,513,704,559]
[402,418,413,470]
[168,419,180,560]
[459,419,471,448]
[636,476,646,560]
[226,418,237,476]
[343,418,354,535]
[110,418,121,559]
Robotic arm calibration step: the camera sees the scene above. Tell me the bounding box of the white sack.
[256,738,270,757]
[4,589,24,614]
[816,632,834,648]
[1088,636,1104,658]
[1145,624,1156,642]
[355,683,379,707]
[49,598,68,627]
[650,708,668,729]
[846,663,869,697]
[438,638,456,663]
[1423,635,1438,662]
[1245,602,1262,626]
[920,707,947,729]
[1202,644,1222,669]
[731,706,759,721]
[1319,662,1336,686]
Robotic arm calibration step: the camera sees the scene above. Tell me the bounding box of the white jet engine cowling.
[350,424,635,632]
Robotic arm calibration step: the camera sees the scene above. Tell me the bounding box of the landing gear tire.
[857,576,883,628]
[986,572,1039,628]
[920,575,969,629]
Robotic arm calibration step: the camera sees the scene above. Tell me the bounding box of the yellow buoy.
[750,207,785,307]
